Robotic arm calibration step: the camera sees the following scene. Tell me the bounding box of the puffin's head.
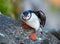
[21,10,35,21]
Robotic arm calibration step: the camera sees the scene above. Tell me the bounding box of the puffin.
[20,10,46,41]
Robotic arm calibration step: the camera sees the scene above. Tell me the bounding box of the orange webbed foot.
[29,32,37,41]
[24,24,30,29]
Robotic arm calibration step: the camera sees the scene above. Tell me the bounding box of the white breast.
[25,13,40,31]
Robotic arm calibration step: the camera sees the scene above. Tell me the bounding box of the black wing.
[35,10,46,27]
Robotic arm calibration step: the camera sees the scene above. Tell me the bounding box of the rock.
[0,14,60,44]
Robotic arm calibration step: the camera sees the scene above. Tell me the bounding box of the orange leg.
[24,24,30,29]
[29,32,37,41]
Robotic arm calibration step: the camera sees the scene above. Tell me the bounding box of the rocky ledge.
[0,14,60,44]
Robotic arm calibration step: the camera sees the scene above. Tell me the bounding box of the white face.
[22,13,31,20]
[26,13,31,20]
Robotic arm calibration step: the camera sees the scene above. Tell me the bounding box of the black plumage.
[34,10,46,27]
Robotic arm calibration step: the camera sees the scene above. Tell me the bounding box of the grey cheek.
[23,17,25,19]
[24,17,26,19]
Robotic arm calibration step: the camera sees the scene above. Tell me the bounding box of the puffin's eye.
[28,16,29,17]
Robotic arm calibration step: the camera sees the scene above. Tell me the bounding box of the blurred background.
[0,0,60,28]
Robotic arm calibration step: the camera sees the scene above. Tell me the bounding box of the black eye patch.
[23,11,28,16]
